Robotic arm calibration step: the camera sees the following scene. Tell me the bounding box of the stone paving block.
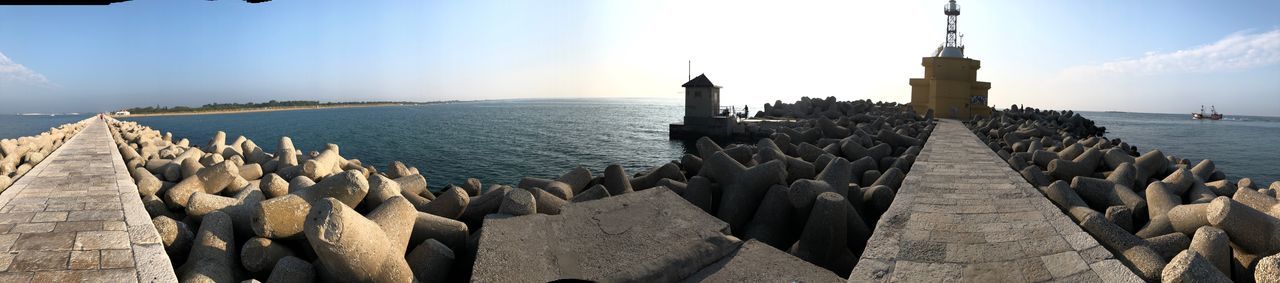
[1050,270,1102,282]
[53,221,102,232]
[0,213,35,224]
[100,249,133,269]
[69,250,99,270]
[11,251,70,271]
[1081,245,1114,264]
[118,192,151,228]
[14,232,76,251]
[1017,258,1054,282]
[1090,259,1145,283]
[43,203,81,212]
[859,233,899,260]
[95,268,140,282]
[1066,230,1101,251]
[32,211,68,222]
[0,253,14,271]
[1019,235,1073,255]
[33,268,138,282]
[132,243,175,282]
[9,203,48,213]
[33,270,93,282]
[67,210,123,222]
[900,229,930,242]
[85,201,122,210]
[127,225,161,245]
[898,240,947,262]
[1042,250,1090,278]
[12,222,56,233]
[986,230,1032,243]
[104,220,126,231]
[961,261,1025,282]
[75,230,131,250]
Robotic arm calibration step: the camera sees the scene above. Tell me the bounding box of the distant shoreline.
[116,103,416,118]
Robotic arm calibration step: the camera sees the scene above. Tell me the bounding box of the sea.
[121,98,690,189]
[1080,111,1280,185]
[1,101,1275,188]
[0,114,92,140]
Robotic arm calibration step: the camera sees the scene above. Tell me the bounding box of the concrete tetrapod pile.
[107,119,452,282]
[967,105,1280,282]
[0,119,89,191]
[471,99,934,281]
[754,96,911,121]
[106,98,932,282]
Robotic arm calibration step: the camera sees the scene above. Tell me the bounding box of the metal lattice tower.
[944,0,961,48]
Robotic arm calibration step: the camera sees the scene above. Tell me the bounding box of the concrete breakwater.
[0,119,89,191]
[969,105,1280,282]
[106,97,932,282]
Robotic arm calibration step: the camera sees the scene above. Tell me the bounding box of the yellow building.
[910,0,992,119]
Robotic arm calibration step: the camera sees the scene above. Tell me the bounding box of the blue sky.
[1,0,1277,116]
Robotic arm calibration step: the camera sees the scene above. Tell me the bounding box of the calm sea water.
[1082,111,1280,184]
[7,104,1273,188]
[121,98,689,189]
[0,114,92,140]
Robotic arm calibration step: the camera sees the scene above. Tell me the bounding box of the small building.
[670,74,739,139]
[113,110,131,116]
[909,0,992,119]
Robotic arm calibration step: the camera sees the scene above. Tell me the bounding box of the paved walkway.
[848,120,1140,282]
[0,119,174,282]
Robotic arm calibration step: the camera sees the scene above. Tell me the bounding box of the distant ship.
[1192,105,1223,120]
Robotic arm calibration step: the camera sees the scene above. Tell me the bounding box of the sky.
[0,0,1278,116]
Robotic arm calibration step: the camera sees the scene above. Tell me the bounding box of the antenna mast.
[944,0,961,48]
[687,60,691,80]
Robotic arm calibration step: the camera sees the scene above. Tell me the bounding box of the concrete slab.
[681,239,843,283]
[472,187,740,282]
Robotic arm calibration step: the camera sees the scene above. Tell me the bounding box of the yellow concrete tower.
[910,0,992,119]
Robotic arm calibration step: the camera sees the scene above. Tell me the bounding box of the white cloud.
[1063,28,1280,77]
[0,51,51,86]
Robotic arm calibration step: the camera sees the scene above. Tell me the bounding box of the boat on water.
[1192,105,1224,120]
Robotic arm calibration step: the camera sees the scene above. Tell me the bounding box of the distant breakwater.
[107,97,935,281]
[969,105,1280,281]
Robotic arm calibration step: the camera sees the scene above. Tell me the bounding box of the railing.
[719,106,751,118]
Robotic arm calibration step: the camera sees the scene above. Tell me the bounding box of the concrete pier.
[848,120,1140,282]
[0,120,175,282]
